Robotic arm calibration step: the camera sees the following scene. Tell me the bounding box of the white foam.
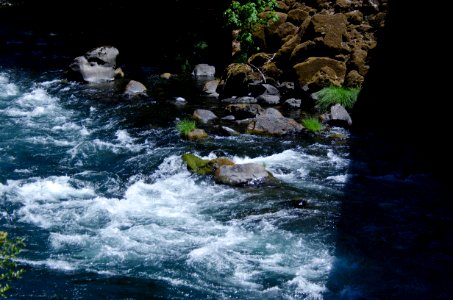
[38,79,61,87]
[0,74,19,97]
[18,258,76,271]
[326,174,350,183]
[5,176,95,204]
[50,233,90,249]
[116,129,135,144]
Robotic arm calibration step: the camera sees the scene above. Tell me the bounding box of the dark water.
[1,27,452,300]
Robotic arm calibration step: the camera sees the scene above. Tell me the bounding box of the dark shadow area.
[326,0,452,298]
[0,0,232,73]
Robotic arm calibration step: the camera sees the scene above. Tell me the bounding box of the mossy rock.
[182,153,212,175]
[182,154,235,176]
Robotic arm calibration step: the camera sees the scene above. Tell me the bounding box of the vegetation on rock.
[224,0,279,60]
[182,154,234,176]
[314,86,360,112]
[0,231,25,298]
[302,117,323,133]
[176,119,197,137]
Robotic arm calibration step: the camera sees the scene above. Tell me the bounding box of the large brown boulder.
[216,63,260,97]
[293,57,346,89]
[311,13,348,50]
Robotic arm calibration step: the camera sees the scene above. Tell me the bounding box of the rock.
[293,57,346,89]
[351,47,369,76]
[214,126,240,136]
[290,40,317,65]
[160,73,172,79]
[225,104,264,119]
[345,70,364,87]
[85,46,119,67]
[247,110,303,136]
[284,98,302,108]
[261,107,284,117]
[329,104,352,127]
[187,129,208,140]
[261,62,283,79]
[69,56,116,83]
[68,46,120,83]
[182,153,234,175]
[222,115,235,121]
[193,109,218,124]
[249,83,280,97]
[202,80,220,98]
[124,80,147,96]
[214,163,275,186]
[114,68,125,79]
[192,64,216,77]
[257,95,281,105]
[287,8,310,26]
[311,14,347,50]
[221,96,257,104]
[182,153,212,175]
[216,63,260,97]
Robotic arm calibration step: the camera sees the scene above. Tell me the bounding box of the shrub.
[0,231,25,298]
[176,119,197,136]
[314,86,360,112]
[302,117,323,133]
[224,0,279,58]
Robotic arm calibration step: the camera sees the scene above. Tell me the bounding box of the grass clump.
[314,86,360,112]
[302,117,323,133]
[176,119,196,136]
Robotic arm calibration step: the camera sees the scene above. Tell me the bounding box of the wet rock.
[193,109,218,124]
[124,80,147,96]
[182,153,234,175]
[284,98,302,108]
[215,163,275,186]
[329,103,352,127]
[225,104,264,119]
[257,95,281,105]
[68,46,121,83]
[192,64,215,77]
[247,108,303,136]
[202,80,220,98]
[187,129,208,140]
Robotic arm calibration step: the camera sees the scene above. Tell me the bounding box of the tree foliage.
[224,0,278,59]
[0,232,25,298]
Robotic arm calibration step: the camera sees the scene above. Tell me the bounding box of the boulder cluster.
[223,0,388,96]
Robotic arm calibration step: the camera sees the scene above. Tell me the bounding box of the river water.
[1,29,452,300]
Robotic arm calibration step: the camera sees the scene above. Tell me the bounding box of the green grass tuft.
[314,86,360,112]
[302,117,323,133]
[176,119,196,136]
